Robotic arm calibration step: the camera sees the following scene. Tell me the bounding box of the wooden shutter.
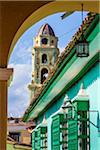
[32,130,38,150]
[32,126,47,150]
[52,113,68,150]
[67,100,90,150]
[37,126,47,150]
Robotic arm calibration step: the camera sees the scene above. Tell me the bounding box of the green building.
[23,12,100,150]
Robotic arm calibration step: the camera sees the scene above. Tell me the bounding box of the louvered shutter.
[52,113,68,150]
[67,100,90,150]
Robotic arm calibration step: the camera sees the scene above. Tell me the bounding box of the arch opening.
[41,38,48,45]
[42,54,48,64]
[41,68,48,84]
[8,1,99,62]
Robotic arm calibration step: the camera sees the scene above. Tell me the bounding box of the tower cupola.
[34,23,58,48]
[37,23,55,36]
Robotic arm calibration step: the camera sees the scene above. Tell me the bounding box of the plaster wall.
[36,27,100,148]
[37,62,99,149]
[39,63,100,150]
[36,23,100,122]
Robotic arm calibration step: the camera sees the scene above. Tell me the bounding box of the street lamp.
[76,4,89,57]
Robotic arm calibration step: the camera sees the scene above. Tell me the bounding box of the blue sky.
[8,11,88,117]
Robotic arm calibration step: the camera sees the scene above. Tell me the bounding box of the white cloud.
[16,46,32,59]
[8,63,32,117]
[9,46,32,65]
[9,63,31,83]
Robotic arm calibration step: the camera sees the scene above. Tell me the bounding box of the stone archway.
[8,1,99,62]
[0,1,99,150]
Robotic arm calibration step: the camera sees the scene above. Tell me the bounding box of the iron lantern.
[76,38,89,57]
[76,3,89,57]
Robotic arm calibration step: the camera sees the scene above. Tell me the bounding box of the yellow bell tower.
[29,23,59,98]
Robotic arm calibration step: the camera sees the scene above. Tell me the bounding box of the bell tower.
[29,23,59,98]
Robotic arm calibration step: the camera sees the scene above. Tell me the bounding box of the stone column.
[0,68,13,150]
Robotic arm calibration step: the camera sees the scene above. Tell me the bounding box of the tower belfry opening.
[28,23,59,98]
[42,54,47,64]
[41,68,48,84]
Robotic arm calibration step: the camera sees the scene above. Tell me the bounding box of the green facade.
[67,100,90,150]
[32,125,47,150]
[32,130,38,150]
[52,114,67,150]
[23,14,100,150]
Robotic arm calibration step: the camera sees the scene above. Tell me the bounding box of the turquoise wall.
[37,62,99,119]
[36,22,100,122]
[37,62,100,149]
[35,19,100,149]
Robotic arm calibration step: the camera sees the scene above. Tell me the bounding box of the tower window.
[42,54,47,64]
[41,38,48,44]
[41,68,48,84]
[51,40,54,44]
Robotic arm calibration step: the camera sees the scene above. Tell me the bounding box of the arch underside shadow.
[8,1,99,62]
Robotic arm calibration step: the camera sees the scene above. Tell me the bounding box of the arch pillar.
[0,68,13,150]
